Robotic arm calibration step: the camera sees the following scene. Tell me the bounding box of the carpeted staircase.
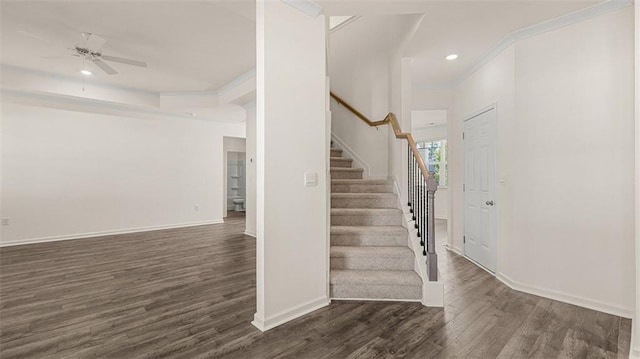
[330,147,423,301]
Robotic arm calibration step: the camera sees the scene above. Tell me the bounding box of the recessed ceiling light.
[80,70,92,75]
[446,54,458,61]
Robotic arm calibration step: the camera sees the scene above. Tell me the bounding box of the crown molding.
[0,88,247,125]
[415,0,633,91]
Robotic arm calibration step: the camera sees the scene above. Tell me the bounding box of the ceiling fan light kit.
[72,32,147,75]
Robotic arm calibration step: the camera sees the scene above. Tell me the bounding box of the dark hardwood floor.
[0,217,631,358]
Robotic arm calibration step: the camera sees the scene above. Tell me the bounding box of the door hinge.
[463,132,465,140]
[463,184,465,192]
[463,236,466,243]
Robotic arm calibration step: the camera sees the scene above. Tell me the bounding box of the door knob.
[485,200,494,206]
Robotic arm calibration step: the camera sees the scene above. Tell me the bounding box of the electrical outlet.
[2,218,9,226]
[194,205,199,212]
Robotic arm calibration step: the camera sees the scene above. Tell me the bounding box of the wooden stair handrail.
[330,92,436,186]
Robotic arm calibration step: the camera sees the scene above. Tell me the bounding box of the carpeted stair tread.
[331,179,391,184]
[330,157,354,168]
[331,225,408,234]
[331,246,414,258]
[330,167,363,172]
[330,269,421,286]
[331,208,402,215]
[331,193,397,199]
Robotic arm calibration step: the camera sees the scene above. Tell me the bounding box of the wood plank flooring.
[0,217,632,358]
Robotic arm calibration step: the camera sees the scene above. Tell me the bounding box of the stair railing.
[331,92,438,281]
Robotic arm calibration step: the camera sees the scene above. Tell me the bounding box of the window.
[416,139,447,187]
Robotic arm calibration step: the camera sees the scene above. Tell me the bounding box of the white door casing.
[463,106,497,273]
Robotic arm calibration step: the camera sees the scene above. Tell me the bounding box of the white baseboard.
[443,243,463,256]
[252,296,329,332]
[0,219,225,247]
[495,272,633,319]
[443,245,633,319]
[244,230,256,237]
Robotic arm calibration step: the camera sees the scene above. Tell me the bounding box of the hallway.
[0,217,631,358]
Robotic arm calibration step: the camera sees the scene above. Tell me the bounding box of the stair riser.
[330,159,353,168]
[331,184,393,193]
[331,197,398,209]
[330,257,414,270]
[330,284,421,300]
[331,234,407,247]
[331,214,402,226]
[330,149,342,157]
[331,171,363,180]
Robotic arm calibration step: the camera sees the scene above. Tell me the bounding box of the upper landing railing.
[330,92,438,281]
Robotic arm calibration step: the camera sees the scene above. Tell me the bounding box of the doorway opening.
[226,151,246,218]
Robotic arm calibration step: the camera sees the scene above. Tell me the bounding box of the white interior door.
[463,107,497,272]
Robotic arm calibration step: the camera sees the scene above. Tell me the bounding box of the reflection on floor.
[226,210,245,219]
[0,216,631,358]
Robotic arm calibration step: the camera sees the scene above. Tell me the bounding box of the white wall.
[329,16,391,178]
[632,1,639,357]
[450,7,635,316]
[388,15,424,207]
[412,125,447,143]
[245,106,256,237]
[1,102,245,245]
[254,1,329,331]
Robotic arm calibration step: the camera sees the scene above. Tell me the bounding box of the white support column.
[632,2,640,357]
[253,0,329,332]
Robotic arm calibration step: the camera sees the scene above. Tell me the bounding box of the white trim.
[217,68,257,96]
[330,16,360,33]
[415,0,633,90]
[444,244,634,319]
[243,230,256,237]
[0,219,225,247]
[251,296,329,332]
[443,243,463,256]
[496,272,634,319]
[331,131,374,178]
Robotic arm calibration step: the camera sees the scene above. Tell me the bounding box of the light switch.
[304,172,318,187]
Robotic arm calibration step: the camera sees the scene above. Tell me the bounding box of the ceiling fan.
[72,32,147,75]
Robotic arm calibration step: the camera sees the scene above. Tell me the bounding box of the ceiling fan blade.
[101,55,147,68]
[93,59,118,75]
[16,30,54,44]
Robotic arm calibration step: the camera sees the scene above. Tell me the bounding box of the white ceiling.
[0,1,256,93]
[1,1,608,94]
[412,110,448,131]
[323,0,603,87]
